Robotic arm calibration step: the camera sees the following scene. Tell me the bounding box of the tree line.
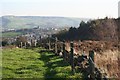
[53,17,120,41]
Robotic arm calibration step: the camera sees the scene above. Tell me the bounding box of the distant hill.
[1,16,89,29]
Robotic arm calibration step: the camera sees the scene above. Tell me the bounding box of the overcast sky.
[0,0,120,18]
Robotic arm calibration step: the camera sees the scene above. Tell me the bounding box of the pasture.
[2,47,83,79]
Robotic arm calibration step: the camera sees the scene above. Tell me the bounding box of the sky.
[0,0,120,18]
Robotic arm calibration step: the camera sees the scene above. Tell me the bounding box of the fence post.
[89,50,95,79]
[20,42,23,48]
[70,42,75,75]
[62,40,66,61]
[55,37,58,55]
[25,42,26,48]
[48,38,51,50]
[34,40,37,47]
[30,39,32,47]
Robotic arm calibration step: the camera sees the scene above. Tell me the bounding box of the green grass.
[2,47,83,79]
[2,32,22,37]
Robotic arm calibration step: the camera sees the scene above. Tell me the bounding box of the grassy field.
[2,32,23,38]
[2,47,83,79]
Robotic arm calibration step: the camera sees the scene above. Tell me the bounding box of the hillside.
[53,18,120,41]
[1,16,89,29]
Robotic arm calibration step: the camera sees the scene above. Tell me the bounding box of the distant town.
[2,26,69,46]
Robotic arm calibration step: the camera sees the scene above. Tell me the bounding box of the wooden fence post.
[30,39,32,47]
[25,42,26,48]
[70,42,75,75]
[55,37,58,55]
[89,50,95,79]
[48,38,51,50]
[20,42,23,48]
[62,40,66,61]
[34,40,37,47]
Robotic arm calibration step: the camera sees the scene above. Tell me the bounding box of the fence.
[19,36,108,79]
[39,37,108,79]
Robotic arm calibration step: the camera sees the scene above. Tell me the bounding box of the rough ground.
[65,41,120,78]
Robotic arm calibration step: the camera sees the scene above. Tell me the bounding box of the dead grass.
[64,41,120,78]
